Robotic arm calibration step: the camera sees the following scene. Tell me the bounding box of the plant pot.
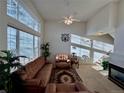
[0,90,6,93]
[103,66,108,70]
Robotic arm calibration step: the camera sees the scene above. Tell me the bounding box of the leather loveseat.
[13,57,53,93]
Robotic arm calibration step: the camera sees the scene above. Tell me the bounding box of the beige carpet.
[76,64,124,93]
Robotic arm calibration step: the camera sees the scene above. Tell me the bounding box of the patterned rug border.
[50,68,83,83]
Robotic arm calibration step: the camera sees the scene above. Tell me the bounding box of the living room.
[0,0,124,93]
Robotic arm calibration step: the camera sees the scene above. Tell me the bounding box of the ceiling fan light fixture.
[60,16,80,25]
[64,18,73,25]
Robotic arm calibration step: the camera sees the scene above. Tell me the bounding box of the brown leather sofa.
[45,82,93,93]
[15,57,53,93]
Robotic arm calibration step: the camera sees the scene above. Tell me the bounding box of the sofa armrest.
[24,79,41,86]
[75,82,88,91]
[75,82,93,93]
[45,83,56,93]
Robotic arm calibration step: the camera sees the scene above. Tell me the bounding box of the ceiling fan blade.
[72,19,80,22]
[59,15,80,25]
[69,15,73,19]
[63,16,68,20]
[58,20,65,23]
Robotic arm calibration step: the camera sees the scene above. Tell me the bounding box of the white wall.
[111,0,124,67]
[85,0,124,67]
[44,21,86,60]
[87,1,118,36]
[0,0,7,50]
[115,0,124,55]
[87,4,110,35]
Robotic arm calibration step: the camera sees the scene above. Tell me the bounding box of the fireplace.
[109,63,124,89]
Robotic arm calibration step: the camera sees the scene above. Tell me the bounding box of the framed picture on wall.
[61,33,70,42]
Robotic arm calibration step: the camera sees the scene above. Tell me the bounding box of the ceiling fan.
[59,16,80,25]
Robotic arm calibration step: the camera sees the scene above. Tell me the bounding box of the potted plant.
[0,50,26,93]
[40,42,50,61]
[102,61,109,70]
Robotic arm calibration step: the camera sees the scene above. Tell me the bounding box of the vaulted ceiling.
[31,0,112,21]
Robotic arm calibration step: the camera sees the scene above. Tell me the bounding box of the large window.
[93,52,106,63]
[80,48,90,57]
[7,26,40,61]
[7,0,40,32]
[71,34,114,63]
[7,0,18,19]
[18,5,28,26]
[71,46,90,58]
[71,46,80,57]
[34,36,39,57]
[7,27,17,51]
[19,32,34,58]
[71,34,91,47]
[93,40,114,52]
[71,34,91,59]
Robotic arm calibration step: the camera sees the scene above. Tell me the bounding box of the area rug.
[50,68,83,83]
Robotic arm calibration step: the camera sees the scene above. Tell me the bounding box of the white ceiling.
[31,0,112,21]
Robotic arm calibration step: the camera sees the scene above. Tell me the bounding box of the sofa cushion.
[24,79,41,86]
[45,83,56,93]
[57,92,91,93]
[15,67,29,80]
[20,73,28,80]
[56,84,76,92]
[45,83,93,93]
[25,57,45,79]
[36,64,53,87]
[75,82,88,91]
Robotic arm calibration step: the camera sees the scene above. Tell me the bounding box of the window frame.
[7,26,40,60]
[7,0,40,32]
[71,45,90,58]
[71,34,91,47]
[93,40,114,52]
[70,34,114,63]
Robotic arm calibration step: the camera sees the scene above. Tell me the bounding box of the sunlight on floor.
[76,64,124,93]
[92,64,108,76]
[92,64,103,71]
